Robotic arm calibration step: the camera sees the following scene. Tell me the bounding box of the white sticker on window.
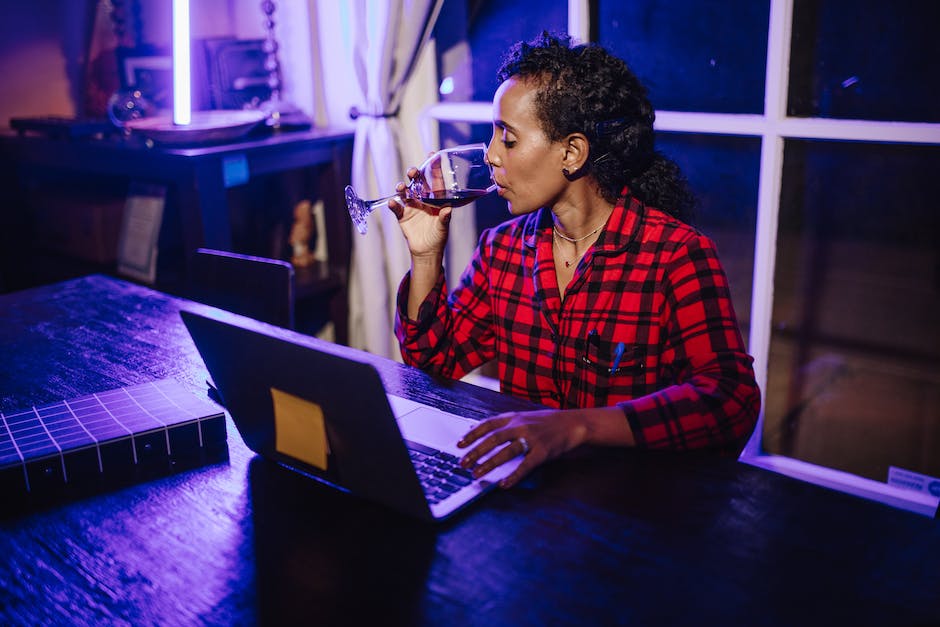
[887,466,940,497]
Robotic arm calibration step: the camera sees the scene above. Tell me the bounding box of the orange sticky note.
[271,387,329,470]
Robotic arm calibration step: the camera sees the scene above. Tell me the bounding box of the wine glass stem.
[367,193,405,212]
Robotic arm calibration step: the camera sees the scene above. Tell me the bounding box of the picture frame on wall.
[117,182,166,285]
[116,46,173,111]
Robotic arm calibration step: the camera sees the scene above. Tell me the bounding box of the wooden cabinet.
[0,127,354,342]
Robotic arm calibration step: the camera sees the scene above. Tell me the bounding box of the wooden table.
[1,276,938,626]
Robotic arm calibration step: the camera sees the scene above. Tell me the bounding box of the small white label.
[888,466,940,497]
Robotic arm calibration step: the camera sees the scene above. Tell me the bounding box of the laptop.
[180,307,521,522]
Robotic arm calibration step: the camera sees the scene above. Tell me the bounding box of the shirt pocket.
[574,332,647,406]
[581,336,646,376]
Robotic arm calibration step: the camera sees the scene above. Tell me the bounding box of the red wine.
[419,188,491,207]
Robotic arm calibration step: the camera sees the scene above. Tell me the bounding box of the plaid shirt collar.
[520,188,644,257]
[521,189,646,332]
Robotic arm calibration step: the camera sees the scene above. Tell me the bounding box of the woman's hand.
[457,409,590,489]
[457,406,634,488]
[388,166,451,259]
[456,408,588,488]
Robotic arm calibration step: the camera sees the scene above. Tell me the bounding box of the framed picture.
[116,46,173,111]
[117,183,166,285]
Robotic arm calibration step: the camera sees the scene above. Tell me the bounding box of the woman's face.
[487,77,567,216]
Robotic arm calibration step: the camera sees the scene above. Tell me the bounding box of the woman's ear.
[561,133,590,180]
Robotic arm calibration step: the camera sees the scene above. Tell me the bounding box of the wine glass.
[345,143,497,235]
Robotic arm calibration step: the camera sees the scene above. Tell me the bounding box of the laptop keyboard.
[406,440,474,504]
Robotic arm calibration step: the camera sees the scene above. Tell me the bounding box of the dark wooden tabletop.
[1,275,937,626]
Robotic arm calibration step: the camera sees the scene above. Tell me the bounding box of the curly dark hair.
[497,32,695,223]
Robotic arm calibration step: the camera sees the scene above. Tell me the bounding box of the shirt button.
[549,332,557,342]
[550,392,560,402]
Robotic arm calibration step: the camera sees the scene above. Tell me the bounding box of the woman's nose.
[485,142,499,167]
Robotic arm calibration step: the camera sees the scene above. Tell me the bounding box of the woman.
[390,32,760,489]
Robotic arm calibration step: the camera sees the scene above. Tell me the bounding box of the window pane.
[788,0,940,122]
[764,140,940,482]
[597,0,769,114]
[657,132,760,341]
[467,0,568,101]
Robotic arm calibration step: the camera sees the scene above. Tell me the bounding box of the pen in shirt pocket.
[582,330,629,375]
[610,341,625,373]
[581,329,599,365]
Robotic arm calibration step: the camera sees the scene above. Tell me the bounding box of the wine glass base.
[345,185,370,235]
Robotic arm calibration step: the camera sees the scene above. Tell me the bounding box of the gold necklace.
[552,214,609,268]
[553,229,589,268]
[552,224,602,243]
[552,221,606,268]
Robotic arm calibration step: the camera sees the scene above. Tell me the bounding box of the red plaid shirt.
[395,193,760,453]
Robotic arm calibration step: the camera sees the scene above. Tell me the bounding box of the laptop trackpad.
[397,407,478,456]
[397,407,523,481]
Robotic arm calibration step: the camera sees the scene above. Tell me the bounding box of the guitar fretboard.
[0,379,226,498]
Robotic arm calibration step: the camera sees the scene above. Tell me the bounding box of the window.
[436,0,940,514]
[766,140,940,483]
[595,0,940,515]
[787,0,940,123]
[599,1,769,114]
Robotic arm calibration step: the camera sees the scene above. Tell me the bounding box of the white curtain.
[340,0,445,358]
[292,1,444,356]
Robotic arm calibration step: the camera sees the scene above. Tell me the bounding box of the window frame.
[432,0,940,516]
[602,0,939,516]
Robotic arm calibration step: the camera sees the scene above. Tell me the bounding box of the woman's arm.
[457,405,635,488]
[395,231,497,379]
